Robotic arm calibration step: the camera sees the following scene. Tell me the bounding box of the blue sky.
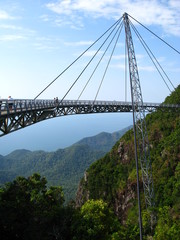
[0,0,180,154]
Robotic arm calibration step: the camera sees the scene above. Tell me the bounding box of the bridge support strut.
[123,12,155,238]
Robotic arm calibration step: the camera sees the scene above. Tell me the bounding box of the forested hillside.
[0,127,130,202]
[76,85,180,239]
[0,86,179,239]
[75,127,130,152]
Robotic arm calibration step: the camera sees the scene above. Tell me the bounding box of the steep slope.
[76,85,180,237]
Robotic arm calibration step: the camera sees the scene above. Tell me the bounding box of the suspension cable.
[78,20,123,100]
[60,19,122,102]
[34,17,122,100]
[130,19,175,90]
[94,22,123,102]
[129,20,174,92]
[128,13,180,55]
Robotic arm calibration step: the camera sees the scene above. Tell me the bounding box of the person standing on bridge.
[8,96,13,111]
[55,97,59,107]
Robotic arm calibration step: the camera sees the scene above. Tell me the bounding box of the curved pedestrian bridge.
[0,99,179,136]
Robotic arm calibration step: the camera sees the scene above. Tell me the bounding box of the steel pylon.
[123,12,155,235]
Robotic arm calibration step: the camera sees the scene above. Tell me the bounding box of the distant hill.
[0,126,131,202]
[75,127,130,152]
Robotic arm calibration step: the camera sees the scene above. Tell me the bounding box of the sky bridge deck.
[0,99,179,136]
[0,99,179,116]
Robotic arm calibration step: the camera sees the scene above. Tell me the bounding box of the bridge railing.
[0,99,55,116]
[0,99,179,116]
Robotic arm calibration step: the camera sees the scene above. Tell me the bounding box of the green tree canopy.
[0,173,66,240]
[72,199,122,240]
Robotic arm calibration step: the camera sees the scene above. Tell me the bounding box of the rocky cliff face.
[75,172,90,208]
[75,139,139,222]
[113,180,136,223]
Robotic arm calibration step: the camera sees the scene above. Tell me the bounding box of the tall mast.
[123,12,155,237]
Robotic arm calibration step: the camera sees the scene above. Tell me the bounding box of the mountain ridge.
[0,126,131,201]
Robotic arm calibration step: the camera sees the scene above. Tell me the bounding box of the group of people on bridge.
[54,97,59,106]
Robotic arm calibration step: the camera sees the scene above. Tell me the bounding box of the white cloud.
[138,65,155,72]
[110,63,125,69]
[0,10,13,20]
[52,14,84,29]
[83,50,103,57]
[0,24,22,30]
[0,24,36,43]
[40,14,50,22]
[47,0,73,15]
[111,62,155,72]
[32,36,62,51]
[0,7,35,43]
[72,50,104,58]
[64,40,94,46]
[112,53,145,61]
[33,42,59,51]
[45,0,180,36]
[169,0,180,8]
[0,34,26,41]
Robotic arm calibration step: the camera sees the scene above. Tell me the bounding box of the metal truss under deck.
[0,99,179,136]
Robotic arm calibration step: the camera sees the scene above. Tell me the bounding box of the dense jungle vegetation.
[0,128,129,202]
[0,85,179,239]
[77,85,180,239]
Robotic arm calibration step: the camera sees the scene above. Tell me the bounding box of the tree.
[0,173,66,240]
[72,199,121,240]
[154,206,180,240]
